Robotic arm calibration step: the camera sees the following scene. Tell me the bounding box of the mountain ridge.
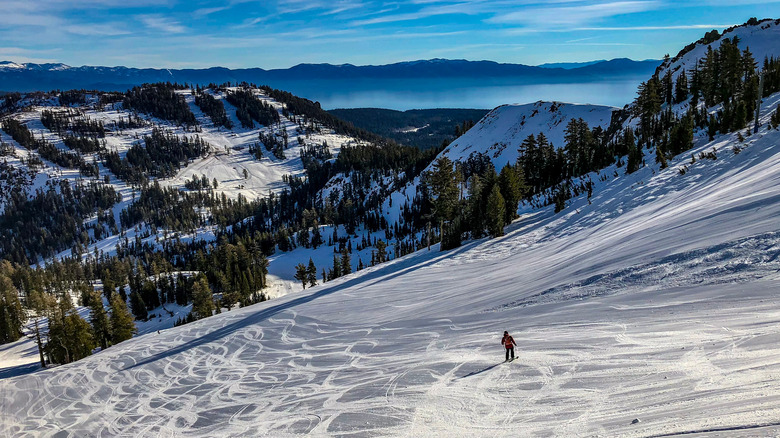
[0,58,661,93]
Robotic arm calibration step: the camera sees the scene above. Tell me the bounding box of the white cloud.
[487,1,661,27]
[64,23,131,36]
[575,24,736,31]
[350,1,485,26]
[193,7,230,17]
[138,15,187,34]
[0,46,61,64]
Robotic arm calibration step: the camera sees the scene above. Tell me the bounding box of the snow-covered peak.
[0,61,72,71]
[436,101,616,171]
[0,61,25,70]
[657,19,780,80]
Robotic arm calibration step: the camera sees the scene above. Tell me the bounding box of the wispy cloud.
[0,46,61,64]
[487,1,661,27]
[193,6,230,17]
[138,15,187,34]
[64,23,131,36]
[574,24,736,31]
[350,1,485,26]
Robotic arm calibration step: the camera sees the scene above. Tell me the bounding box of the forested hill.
[351,17,780,255]
[0,81,441,365]
[327,108,490,150]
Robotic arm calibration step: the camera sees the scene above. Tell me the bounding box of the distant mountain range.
[0,58,661,93]
[537,60,607,69]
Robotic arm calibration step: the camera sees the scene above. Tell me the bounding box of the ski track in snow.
[3,273,780,437]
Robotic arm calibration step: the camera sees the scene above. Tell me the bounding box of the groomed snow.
[2,91,780,436]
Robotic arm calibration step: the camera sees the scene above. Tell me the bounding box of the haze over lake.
[268,77,643,110]
[0,58,657,111]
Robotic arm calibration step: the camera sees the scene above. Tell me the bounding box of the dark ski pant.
[505,347,514,361]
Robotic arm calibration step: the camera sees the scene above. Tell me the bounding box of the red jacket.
[502,335,516,348]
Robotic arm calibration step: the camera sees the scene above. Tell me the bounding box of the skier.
[501,331,516,362]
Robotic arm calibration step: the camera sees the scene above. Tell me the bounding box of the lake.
[266,77,644,110]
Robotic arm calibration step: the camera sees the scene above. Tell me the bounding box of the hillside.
[435,101,616,167]
[374,101,617,225]
[327,108,490,150]
[0,82,439,354]
[657,18,780,81]
[1,88,779,436]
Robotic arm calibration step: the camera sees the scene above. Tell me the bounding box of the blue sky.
[1,0,779,68]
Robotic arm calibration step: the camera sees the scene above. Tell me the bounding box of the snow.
[0,62,71,71]
[658,19,780,81]
[0,61,25,70]
[159,90,354,201]
[440,101,616,167]
[0,88,364,266]
[397,123,430,134]
[2,89,780,436]
[377,100,616,224]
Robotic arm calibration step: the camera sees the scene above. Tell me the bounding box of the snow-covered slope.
[0,86,376,324]
[440,101,615,169]
[658,19,780,81]
[1,88,355,209]
[2,89,780,436]
[0,88,360,261]
[376,101,616,224]
[159,90,353,200]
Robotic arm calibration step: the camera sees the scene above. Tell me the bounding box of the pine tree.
[26,290,55,368]
[311,222,323,248]
[47,307,96,364]
[486,184,506,238]
[375,240,388,263]
[466,174,485,238]
[733,100,748,130]
[109,292,136,344]
[771,106,780,129]
[294,263,308,289]
[625,130,642,174]
[656,137,669,169]
[306,258,318,287]
[102,277,114,301]
[331,255,342,279]
[425,156,459,236]
[662,70,673,105]
[669,115,694,156]
[129,290,148,321]
[341,249,352,275]
[192,276,214,320]
[0,263,24,344]
[635,78,662,138]
[87,289,111,350]
[498,165,526,224]
[674,70,689,104]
